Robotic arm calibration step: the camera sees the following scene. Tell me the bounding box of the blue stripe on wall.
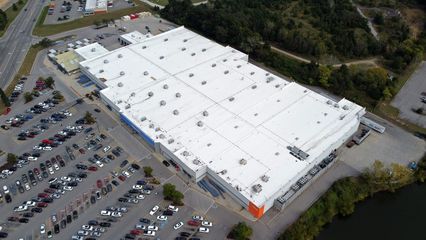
[120,114,155,147]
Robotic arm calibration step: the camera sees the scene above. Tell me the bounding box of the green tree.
[228,222,253,240]
[7,153,17,164]
[24,92,33,103]
[12,3,18,11]
[44,76,55,89]
[18,0,24,5]
[143,166,153,177]
[318,65,332,87]
[373,12,384,25]
[84,111,96,124]
[0,88,10,107]
[37,38,53,48]
[53,91,64,101]
[163,183,184,205]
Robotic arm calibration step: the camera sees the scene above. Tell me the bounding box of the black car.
[42,198,53,203]
[5,194,11,203]
[59,160,66,167]
[60,219,66,229]
[73,210,78,219]
[23,212,34,218]
[124,234,135,239]
[19,218,29,223]
[0,232,8,238]
[66,214,72,223]
[143,185,154,190]
[68,181,78,187]
[106,184,113,192]
[99,222,111,227]
[31,207,43,213]
[76,164,88,170]
[139,218,150,224]
[131,163,140,170]
[54,224,60,234]
[118,197,128,203]
[128,189,140,194]
[90,196,96,204]
[120,160,128,168]
[88,220,99,226]
[163,210,174,216]
[111,180,119,186]
[78,172,87,178]
[94,108,101,113]
[162,160,170,167]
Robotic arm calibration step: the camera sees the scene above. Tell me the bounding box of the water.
[316,183,426,240]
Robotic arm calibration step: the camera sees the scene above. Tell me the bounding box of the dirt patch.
[0,0,15,10]
[402,8,425,38]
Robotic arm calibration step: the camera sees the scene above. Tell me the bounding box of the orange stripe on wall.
[248,201,264,218]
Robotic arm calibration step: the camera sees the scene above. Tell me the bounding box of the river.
[316,183,426,240]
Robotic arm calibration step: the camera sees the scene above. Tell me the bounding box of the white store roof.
[120,31,153,44]
[75,43,109,60]
[80,27,365,207]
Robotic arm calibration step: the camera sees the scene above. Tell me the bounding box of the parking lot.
[44,0,135,25]
[391,61,426,128]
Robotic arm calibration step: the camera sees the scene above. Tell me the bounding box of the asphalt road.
[0,0,45,89]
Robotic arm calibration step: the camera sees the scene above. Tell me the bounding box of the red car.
[79,148,85,154]
[88,166,98,171]
[118,175,126,181]
[33,168,40,175]
[38,193,50,198]
[96,180,103,188]
[42,139,53,144]
[37,202,48,208]
[130,229,142,235]
[44,188,55,194]
[188,220,201,226]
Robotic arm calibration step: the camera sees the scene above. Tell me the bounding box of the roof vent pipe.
[239,158,247,165]
[103,59,109,64]
[202,111,209,117]
[160,100,166,106]
[118,54,123,58]
[175,92,181,98]
[140,116,147,121]
[148,91,154,97]
[173,110,179,115]
[117,82,123,87]
[91,48,96,52]
[120,71,125,76]
[197,121,203,127]
[163,84,169,89]
[143,71,149,76]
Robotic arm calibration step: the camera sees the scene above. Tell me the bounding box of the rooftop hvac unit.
[143,71,149,76]
[236,185,241,191]
[142,46,147,49]
[201,81,207,85]
[117,82,123,87]
[130,92,135,97]
[275,84,280,88]
[99,69,104,73]
[155,127,161,132]
[189,73,194,77]
[202,48,206,52]
[182,151,189,156]
[103,59,109,64]
[193,159,201,165]
[202,111,209,117]
[224,70,229,74]
[251,85,257,89]
[237,65,241,68]
[140,116,147,122]
[266,76,275,83]
[85,66,90,69]
[304,90,308,93]
[197,121,203,127]
[343,105,349,110]
[149,123,154,128]
[191,53,196,56]
[164,38,168,42]
[160,100,166,106]
[261,175,269,182]
[173,109,179,115]
[229,97,235,102]
[326,100,333,105]
[211,63,216,67]
[265,72,270,76]
[148,91,154,97]
[175,92,181,98]
[125,104,131,109]
[159,134,165,139]
[120,71,125,76]
[118,54,123,58]
[220,170,227,175]
[239,158,247,165]
[168,138,174,144]
[91,48,96,52]
[183,39,188,42]
[159,56,164,59]
[163,84,168,89]
[252,184,262,193]
[250,72,255,75]
[334,103,340,108]
[181,47,186,51]
[117,100,123,104]
[222,59,227,62]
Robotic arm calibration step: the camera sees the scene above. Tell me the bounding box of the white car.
[48,167,54,175]
[24,183,31,190]
[147,225,158,231]
[23,201,36,207]
[149,205,159,215]
[157,215,167,221]
[95,161,104,168]
[199,227,210,233]
[27,156,38,161]
[136,194,145,200]
[103,146,111,153]
[40,224,46,234]
[82,225,93,231]
[100,210,112,216]
[143,190,151,195]
[111,211,122,218]
[48,178,57,184]
[77,230,89,236]
[61,176,71,182]
[202,221,213,227]
[14,205,28,212]
[43,146,53,151]
[192,215,204,221]
[144,230,156,237]
[173,222,184,230]
[135,224,146,230]
[132,184,143,190]
[63,186,73,191]
[53,164,60,171]
[3,185,9,194]
[33,146,42,150]
[122,171,130,177]
[168,205,179,212]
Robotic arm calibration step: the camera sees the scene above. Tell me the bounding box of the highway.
[0,0,45,89]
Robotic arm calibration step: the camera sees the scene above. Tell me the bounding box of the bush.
[84,111,96,124]
[24,92,33,103]
[143,166,153,177]
[228,222,253,240]
[0,88,10,107]
[163,183,184,206]
[12,3,18,11]
[7,153,17,164]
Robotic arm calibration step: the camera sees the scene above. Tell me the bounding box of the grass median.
[33,3,150,37]
[0,0,28,37]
